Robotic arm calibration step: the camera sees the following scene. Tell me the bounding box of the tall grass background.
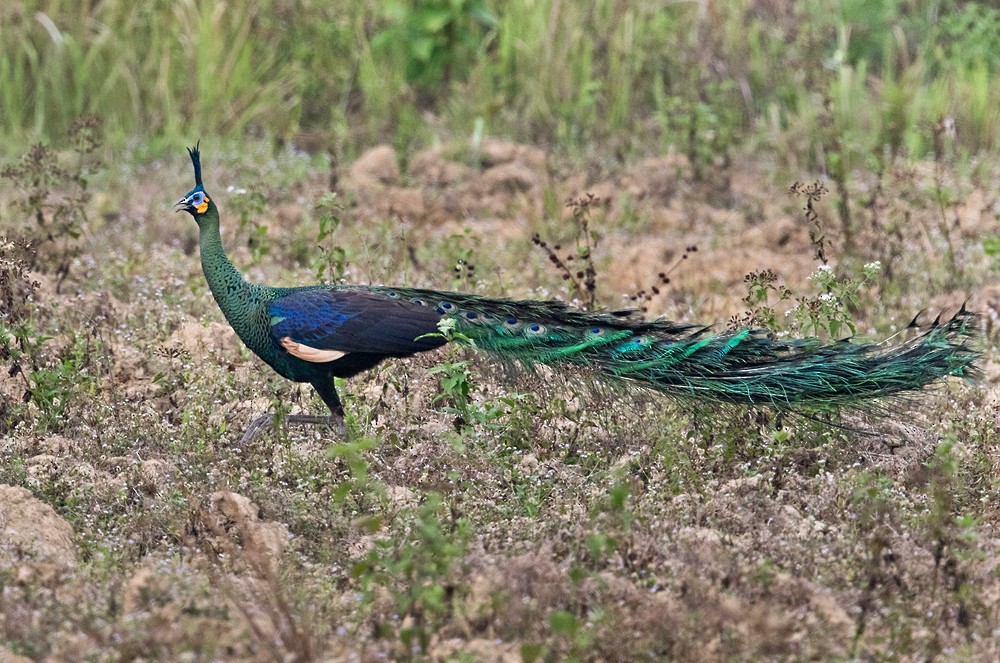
[4,0,1000,166]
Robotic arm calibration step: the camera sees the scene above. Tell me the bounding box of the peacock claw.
[237,413,346,445]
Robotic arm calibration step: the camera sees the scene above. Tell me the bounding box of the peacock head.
[174,142,216,221]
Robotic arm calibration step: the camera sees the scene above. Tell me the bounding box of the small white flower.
[864,261,881,271]
[226,185,248,195]
[819,293,835,302]
[809,264,834,281]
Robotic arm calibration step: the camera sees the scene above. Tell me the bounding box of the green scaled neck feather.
[194,200,277,364]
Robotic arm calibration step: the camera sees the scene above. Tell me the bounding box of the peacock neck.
[197,207,269,329]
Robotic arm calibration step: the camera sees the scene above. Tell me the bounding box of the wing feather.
[268,289,447,357]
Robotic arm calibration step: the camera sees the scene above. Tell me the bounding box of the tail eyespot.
[436,301,458,314]
[619,335,649,351]
[526,323,546,335]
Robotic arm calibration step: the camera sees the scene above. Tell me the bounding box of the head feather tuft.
[186,141,203,187]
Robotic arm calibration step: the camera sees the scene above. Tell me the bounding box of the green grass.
[4,1,1000,165]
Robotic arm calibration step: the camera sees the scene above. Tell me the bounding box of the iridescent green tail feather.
[367,287,980,409]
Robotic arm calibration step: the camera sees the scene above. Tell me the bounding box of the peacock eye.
[192,192,203,204]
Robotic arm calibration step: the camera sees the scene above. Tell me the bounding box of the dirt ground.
[2,139,999,661]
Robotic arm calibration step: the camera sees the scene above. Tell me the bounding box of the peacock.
[174,145,980,442]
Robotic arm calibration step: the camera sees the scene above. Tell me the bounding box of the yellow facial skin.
[196,195,210,214]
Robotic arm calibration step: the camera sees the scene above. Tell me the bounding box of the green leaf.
[983,235,1000,257]
[410,36,435,62]
[520,643,544,663]
[416,8,452,33]
[549,609,578,635]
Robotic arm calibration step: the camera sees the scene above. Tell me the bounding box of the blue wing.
[268,289,447,356]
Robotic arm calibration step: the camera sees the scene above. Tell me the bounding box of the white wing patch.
[280,336,348,363]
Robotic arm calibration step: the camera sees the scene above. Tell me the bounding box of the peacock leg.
[236,379,346,444]
[311,379,346,419]
[238,414,277,444]
[237,413,346,444]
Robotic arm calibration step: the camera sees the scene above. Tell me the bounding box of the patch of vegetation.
[372,0,497,98]
[532,193,603,309]
[0,1,997,660]
[352,492,471,659]
[1,115,102,289]
[2,1,999,165]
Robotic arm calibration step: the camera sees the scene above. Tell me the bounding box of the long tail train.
[362,286,980,409]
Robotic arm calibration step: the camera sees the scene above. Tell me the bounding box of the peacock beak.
[174,197,193,212]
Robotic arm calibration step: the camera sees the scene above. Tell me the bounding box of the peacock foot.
[237,413,346,445]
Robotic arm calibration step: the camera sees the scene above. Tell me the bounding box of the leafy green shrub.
[0,240,103,433]
[353,492,469,658]
[312,192,348,283]
[790,261,882,339]
[735,254,882,340]
[373,0,497,96]
[25,334,98,432]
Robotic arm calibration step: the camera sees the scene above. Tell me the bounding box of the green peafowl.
[175,145,980,442]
